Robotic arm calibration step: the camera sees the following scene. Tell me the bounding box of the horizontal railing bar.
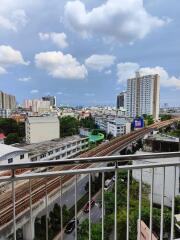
[0,152,180,171]
[0,161,180,182]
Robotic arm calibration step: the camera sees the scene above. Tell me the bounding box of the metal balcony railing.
[0,152,180,240]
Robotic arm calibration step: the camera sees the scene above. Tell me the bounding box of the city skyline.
[0,0,180,106]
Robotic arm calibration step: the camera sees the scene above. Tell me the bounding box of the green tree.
[59,116,79,137]
[5,133,20,145]
[79,116,96,129]
[0,118,18,135]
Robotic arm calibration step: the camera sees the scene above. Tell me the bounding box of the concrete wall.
[133,151,180,207]
[26,117,60,143]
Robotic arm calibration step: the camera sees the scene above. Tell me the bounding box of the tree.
[0,118,18,135]
[79,116,96,129]
[5,133,19,145]
[59,116,79,137]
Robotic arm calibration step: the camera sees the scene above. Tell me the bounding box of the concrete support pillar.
[23,217,35,240]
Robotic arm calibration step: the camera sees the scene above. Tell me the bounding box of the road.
[38,175,89,217]
[64,202,102,240]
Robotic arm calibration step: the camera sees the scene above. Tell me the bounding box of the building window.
[48,151,53,155]
[40,154,46,159]
[20,154,24,159]
[31,157,37,162]
[8,158,13,164]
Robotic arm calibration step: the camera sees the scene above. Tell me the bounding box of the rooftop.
[0,144,26,159]
[26,116,59,123]
[148,133,179,143]
[15,135,88,156]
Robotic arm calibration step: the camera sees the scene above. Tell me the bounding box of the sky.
[0,0,180,107]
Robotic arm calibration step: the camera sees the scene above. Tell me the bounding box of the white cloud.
[117,62,140,83]
[30,89,39,94]
[18,76,31,82]
[39,32,68,49]
[117,62,180,89]
[0,45,29,74]
[0,66,7,74]
[0,9,27,31]
[35,51,87,80]
[64,0,168,43]
[85,54,115,71]
[105,69,112,75]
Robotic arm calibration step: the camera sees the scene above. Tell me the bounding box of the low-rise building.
[95,115,131,137]
[107,118,131,137]
[25,116,60,144]
[0,144,28,165]
[16,135,89,162]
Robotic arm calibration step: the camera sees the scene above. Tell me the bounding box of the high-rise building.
[0,91,16,110]
[42,96,56,107]
[24,99,50,113]
[126,72,160,120]
[117,91,127,109]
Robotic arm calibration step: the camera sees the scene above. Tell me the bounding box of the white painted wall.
[26,117,60,143]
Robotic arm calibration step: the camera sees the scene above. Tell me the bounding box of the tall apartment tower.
[0,91,16,109]
[117,91,127,109]
[126,72,160,120]
[42,96,56,107]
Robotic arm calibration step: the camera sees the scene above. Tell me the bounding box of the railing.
[0,152,180,240]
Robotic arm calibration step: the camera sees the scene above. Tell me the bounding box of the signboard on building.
[133,117,144,129]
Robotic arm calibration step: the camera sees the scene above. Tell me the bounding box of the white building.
[0,144,28,165]
[25,116,60,144]
[17,135,89,162]
[107,118,131,137]
[126,72,160,120]
[95,116,131,137]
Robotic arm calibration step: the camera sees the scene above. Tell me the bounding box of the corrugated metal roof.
[0,144,26,158]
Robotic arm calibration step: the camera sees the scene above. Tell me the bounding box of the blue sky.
[0,0,180,107]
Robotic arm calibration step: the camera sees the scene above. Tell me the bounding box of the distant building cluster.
[24,95,56,114]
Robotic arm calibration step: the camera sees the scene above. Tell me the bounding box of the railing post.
[138,169,142,240]
[127,170,130,240]
[89,173,91,240]
[160,167,165,240]
[45,180,48,240]
[149,168,154,240]
[60,176,63,240]
[75,175,78,240]
[102,172,105,240]
[170,166,176,240]
[29,179,33,240]
[12,169,16,240]
[114,161,118,240]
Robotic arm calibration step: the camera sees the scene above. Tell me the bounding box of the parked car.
[104,179,113,191]
[83,199,95,213]
[65,219,79,234]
